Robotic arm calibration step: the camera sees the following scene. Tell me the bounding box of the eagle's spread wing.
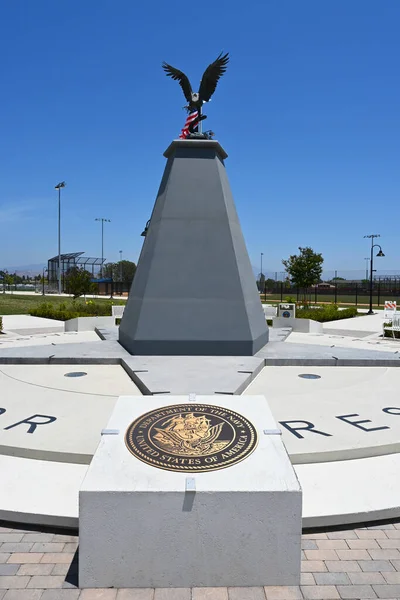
[198,52,229,103]
[162,62,192,103]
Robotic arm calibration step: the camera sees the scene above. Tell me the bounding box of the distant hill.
[2,264,45,276]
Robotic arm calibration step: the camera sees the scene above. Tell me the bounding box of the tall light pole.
[119,250,123,282]
[95,218,111,277]
[54,182,66,294]
[364,258,370,281]
[260,252,264,292]
[364,234,385,315]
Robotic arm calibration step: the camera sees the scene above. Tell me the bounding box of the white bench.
[384,315,400,339]
[111,305,125,320]
[263,305,277,318]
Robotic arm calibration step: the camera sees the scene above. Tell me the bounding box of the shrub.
[64,267,97,298]
[296,305,357,323]
[29,299,123,321]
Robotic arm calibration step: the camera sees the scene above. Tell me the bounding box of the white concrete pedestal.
[79,395,302,588]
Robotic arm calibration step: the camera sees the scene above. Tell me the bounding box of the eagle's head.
[191,92,200,102]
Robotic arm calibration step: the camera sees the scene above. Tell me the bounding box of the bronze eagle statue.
[162,52,229,136]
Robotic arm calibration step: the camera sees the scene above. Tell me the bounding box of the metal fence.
[1,281,131,297]
[259,281,400,306]
[261,270,400,282]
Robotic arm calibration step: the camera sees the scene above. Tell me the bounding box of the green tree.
[0,270,6,293]
[118,260,137,284]
[64,267,96,299]
[103,260,137,284]
[3,271,15,292]
[282,247,324,304]
[265,277,276,291]
[102,262,116,279]
[257,277,277,292]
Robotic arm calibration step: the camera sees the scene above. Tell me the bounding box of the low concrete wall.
[272,317,323,334]
[64,316,115,332]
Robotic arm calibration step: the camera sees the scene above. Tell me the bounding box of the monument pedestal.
[79,395,302,588]
[119,139,268,356]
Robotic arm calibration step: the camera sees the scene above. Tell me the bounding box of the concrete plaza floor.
[2,521,400,599]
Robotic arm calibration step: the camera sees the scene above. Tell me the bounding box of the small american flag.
[179,110,199,139]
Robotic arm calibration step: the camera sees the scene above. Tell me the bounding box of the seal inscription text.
[125,403,258,472]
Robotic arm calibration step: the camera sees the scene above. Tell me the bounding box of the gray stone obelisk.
[119,139,268,356]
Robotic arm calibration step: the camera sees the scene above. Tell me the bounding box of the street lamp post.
[260,252,264,292]
[364,258,370,281]
[54,182,66,295]
[119,250,123,282]
[364,234,385,315]
[95,218,111,278]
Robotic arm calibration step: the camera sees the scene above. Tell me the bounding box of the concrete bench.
[263,305,277,318]
[111,305,125,320]
[384,315,400,339]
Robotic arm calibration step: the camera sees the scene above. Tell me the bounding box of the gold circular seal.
[125,403,258,473]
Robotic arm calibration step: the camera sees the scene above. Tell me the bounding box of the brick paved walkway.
[1,521,400,599]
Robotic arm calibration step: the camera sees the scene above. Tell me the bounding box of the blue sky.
[1,0,399,276]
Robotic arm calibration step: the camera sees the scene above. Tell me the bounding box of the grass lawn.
[0,294,122,316]
[0,292,391,317]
